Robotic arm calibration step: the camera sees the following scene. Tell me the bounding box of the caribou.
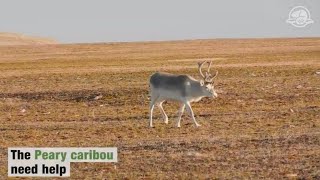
[149,61,218,127]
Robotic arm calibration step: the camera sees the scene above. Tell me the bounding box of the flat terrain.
[0,38,319,179]
[0,32,57,46]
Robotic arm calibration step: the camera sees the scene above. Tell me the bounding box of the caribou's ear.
[200,80,205,86]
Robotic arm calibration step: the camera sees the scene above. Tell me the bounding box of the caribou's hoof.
[164,120,169,124]
[177,125,181,128]
[195,124,201,127]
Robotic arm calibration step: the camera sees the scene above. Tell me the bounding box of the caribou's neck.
[186,80,207,101]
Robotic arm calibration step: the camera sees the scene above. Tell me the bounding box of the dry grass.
[0,38,320,179]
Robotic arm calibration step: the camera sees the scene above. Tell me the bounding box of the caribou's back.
[150,72,190,88]
[150,72,197,98]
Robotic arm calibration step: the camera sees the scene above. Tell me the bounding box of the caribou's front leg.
[185,102,201,127]
[158,101,168,124]
[176,104,185,127]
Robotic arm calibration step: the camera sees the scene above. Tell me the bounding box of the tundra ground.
[0,38,319,179]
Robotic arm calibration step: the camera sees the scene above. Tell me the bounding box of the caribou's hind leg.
[176,104,185,127]
[149,91,159,128]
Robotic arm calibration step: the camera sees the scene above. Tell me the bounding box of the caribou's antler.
[212,71,218,79]
[205,71,218,83]
[207,61,212,73]
[198,60,218,83]
[198,61,207,78]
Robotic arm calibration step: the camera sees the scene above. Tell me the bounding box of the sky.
[0,0,319,43]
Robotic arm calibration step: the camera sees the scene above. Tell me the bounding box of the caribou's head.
[198,61,218,98]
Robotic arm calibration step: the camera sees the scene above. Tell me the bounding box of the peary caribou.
[149,60,218,127]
